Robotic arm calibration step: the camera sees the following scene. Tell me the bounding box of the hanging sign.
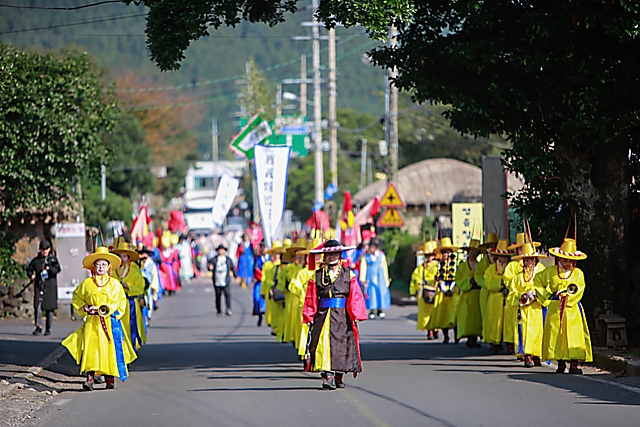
[255,145,291,247]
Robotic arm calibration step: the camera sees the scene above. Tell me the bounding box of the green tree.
[0,43,117,219]
[239,58,277,122]
[103,111,156,198]
[82,182,132,231]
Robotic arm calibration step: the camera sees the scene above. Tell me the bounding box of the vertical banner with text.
[212,173,240,228]
[255,145,291,247]
[451,203,484,248]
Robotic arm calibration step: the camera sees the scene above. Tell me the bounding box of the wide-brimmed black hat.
[216,244,227,251]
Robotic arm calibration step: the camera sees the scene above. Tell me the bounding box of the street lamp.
[283,91,313,105]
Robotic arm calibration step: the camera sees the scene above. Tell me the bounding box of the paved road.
[25,278,640,427]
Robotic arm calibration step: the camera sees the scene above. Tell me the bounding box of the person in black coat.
[26,240,61,335]
[207,245,237,316]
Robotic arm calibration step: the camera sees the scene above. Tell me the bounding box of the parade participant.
[112,240,147,350]
[509,242,547,367]
[279,238,308,343]
[138,247,161,322]
[236,233,255,289]
[208,245,237,316]
[176,235,194,284]
[62,247,137,391]
[303,240,367,390]
[271,239,293,341]
[261,241,284,329]
[456,239,483,348]
[536,237,592,374]
[482,240,513,354]
[503,232,545,355]
[27,240,61,336]
[476,233,499,325]
[252,241,269,326]
[359,239,391,319]
[409,241,438,339]
[159,231,181,295]
[427,237,460,343]
[290,239,323,356]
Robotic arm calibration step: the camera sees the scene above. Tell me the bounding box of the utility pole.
[388,24,399,182]
[359,137,367,190]
[311,1,324,206]
[212,118,219,191]
[328,28,338,188]
[300,55,307,117]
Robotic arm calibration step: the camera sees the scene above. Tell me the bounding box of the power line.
[114,33,365,93]
[0,1,126,10]
[6,33,328,39]
[0,11,146,35]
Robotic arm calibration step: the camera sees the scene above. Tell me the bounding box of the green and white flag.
[229,113,272,160]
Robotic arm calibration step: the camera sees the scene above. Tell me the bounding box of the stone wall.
[0,278,34,319]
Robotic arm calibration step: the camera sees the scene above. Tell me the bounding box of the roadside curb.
[0,345,68,398]
[592,347,640,377]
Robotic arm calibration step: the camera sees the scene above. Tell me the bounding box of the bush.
[0,226,27,285]
[379,229,422,294]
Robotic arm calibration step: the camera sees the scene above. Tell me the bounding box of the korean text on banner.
[212,174,240,227]
[451,203,483,248]
[229,113,272,160]
[255,145,291,247]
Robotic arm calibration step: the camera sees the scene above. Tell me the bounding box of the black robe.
[27,254,61,311]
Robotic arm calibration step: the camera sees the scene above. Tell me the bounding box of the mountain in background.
[0,0,386,156]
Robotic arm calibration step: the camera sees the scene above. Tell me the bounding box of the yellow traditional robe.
[456,258,482,339]
[260,260,279,327]
[289,266,315,355]
[62,276,137,379]
[278,263,304,343]
[426,264,459,331]
[536,266,593,362]
[510,267,546,357]
[482,263,507,345]
[503,261,545,345]
[115,262,147,348]
[409,261,438,330]
[474,256,492,326]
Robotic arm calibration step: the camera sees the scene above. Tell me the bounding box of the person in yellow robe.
[112,240,147,351]
[62,247,137,391]
[270,239,292,341]
[426,237,460,343]
[261,241,284,329]
[482,240,513,354]
[475,233,499,327]
[536,237,592,374]
[456,239,483,347]
[409,241,438,338]
[509,242,547,367]
[279,238,307,343]
[289,239,323,356]
[503,233,545,356]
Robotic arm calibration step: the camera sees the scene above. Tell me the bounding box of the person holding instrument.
[409,241,438,339]
[62,247,137,391]
[27,240,61,336]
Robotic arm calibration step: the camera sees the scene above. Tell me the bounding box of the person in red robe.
[303,240,368,390]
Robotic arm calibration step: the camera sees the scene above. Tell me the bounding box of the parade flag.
[255,145,290,247]
[229,113,272,160]
[212,173,240,228]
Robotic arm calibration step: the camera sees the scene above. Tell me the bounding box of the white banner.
[255,145,290,247]
[212,173,240,228]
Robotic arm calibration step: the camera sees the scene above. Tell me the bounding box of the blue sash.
[128,297,142,351]
[319,297,347,309]
[110,311,128,382]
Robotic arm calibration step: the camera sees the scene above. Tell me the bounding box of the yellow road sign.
[377,208,405,228]
[380,182,405,208]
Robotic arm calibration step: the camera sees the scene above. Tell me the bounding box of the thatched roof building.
[354,157,523,208]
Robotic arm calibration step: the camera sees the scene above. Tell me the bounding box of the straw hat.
[83,246,122,270]
[111,240,140,262]
[479,232,499,250]
[507,233,541,250]
[488,239,513,256]
[548,238,587,261]
[300,238,323,255]
[309,239,354,254]
[512,242,547,261]
[265,240,285,255]
[461,238,484,253]
[286,237,308,254]
[416,240,438,256]
[434,237,459,255]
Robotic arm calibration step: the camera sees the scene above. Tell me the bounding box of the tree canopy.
[0,43,117,219]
